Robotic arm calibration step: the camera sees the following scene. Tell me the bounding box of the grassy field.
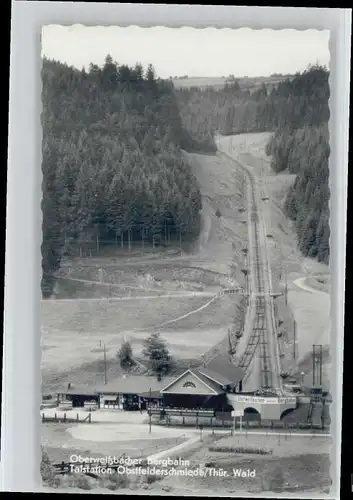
[54,263,231,297]
[42,296,210,371]
[42,421,332,494]
[41,290,243,393]
[53,277,174,299]
[172,75,291,91]
[148,432,332,496]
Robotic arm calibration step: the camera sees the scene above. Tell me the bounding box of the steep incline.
[216,136,283,394]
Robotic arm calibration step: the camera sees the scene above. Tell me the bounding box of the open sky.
[42,25,330,79]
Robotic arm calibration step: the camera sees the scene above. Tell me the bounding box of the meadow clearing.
[145,431,332,496]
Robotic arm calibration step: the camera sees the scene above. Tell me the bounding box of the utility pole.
[228,329,234,358]
[149,387,152,434]
[293,320,296,360]
[285,268,288,305]
[104,344,107,385]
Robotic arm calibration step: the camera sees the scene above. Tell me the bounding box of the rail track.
[218,148,280,393]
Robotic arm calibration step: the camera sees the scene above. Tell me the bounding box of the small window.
[182,381,196,388]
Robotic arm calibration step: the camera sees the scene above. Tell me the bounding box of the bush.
[40,450,61,488]
[106,471,130,490]
[58,473,97,490]
[146,473,163,485]
[76,475,93,491]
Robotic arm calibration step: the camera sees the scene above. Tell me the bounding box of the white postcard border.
[2,2,351,496]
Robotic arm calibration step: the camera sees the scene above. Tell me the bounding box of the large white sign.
[232,395,296,405]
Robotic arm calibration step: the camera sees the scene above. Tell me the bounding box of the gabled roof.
[198,367,231,387]
[160,369,222,395]
[191,369,224,394]
[198,354,244,386]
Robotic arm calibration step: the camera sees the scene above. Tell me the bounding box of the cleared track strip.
[219,149,278,392]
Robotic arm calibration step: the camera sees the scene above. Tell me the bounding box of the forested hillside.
[282,125,330,263]
[175,66,330,263]
[265,67,330,263]
[41,56,202,297]
[41,59,330,297]
[176,81,271,151]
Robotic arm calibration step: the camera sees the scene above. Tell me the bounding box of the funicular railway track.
[218,147,280,393]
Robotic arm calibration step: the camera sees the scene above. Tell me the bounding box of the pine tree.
[142,332,171,377]
[146,63,156,83]
[118,340,134,369]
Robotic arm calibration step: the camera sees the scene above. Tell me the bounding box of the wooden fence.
[150,413,329,431]
[42,412,92,424]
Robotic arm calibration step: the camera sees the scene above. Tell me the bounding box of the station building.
[56,375,174,411]
[51,352,299,421]
[160,354,244,412]
[54,354,245,413]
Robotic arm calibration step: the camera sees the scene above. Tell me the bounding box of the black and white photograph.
[36,18,342,496]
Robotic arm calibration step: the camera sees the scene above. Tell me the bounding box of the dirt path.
[294,276,329,296]
[45,281,215,302]
[134,295,219,332]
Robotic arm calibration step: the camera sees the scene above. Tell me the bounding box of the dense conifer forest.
[41,58,329,296]
[175,66,330,263]
[268,123,330,263]
[41,56,202,296]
